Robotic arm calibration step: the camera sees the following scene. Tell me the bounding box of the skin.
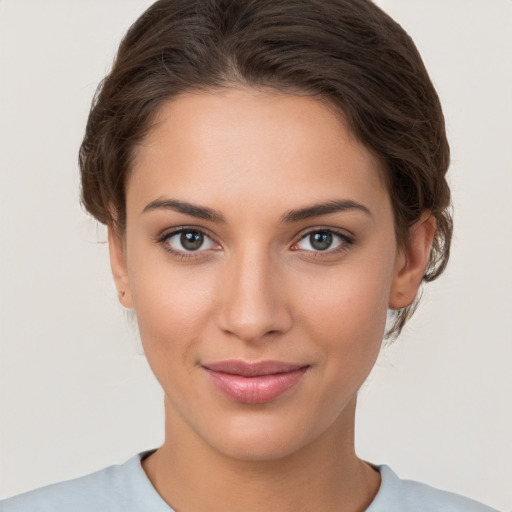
[109,87,435,512]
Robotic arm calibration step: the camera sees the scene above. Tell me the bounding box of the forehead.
[128,87,390,218]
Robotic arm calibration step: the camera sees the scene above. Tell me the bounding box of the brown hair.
[79,0,452,338]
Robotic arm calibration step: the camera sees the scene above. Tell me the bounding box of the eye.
[162,229,218,253]
[293,230,351,253]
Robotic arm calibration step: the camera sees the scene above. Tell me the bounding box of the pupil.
[311,232,332,251]
[181,231,203,251]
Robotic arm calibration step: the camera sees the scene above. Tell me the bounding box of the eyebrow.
[142,198,371,223]
[142,199,226,223]
[280,199,372,223]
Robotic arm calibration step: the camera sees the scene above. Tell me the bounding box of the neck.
[143,397,380,512]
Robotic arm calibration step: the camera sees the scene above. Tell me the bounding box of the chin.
[194,412,329,462]
[209,432,307,462]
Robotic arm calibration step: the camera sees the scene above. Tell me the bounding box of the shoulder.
[367,465,499,512]
[0,464,123,512]
[0,451,171,512]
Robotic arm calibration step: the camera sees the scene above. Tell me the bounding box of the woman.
[0,0,501,510]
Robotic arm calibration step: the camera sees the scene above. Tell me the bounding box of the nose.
[217,248,292,343]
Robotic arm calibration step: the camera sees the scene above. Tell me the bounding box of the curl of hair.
[79,0,452,338]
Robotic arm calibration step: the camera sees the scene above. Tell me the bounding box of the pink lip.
[202,360,309,404]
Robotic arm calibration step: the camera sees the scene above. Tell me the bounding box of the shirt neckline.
[129,450,391,511]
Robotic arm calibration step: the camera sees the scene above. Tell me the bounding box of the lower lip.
[203,367,308,404]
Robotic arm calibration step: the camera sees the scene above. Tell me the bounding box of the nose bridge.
[218,244,291,342]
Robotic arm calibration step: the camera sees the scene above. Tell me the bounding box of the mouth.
[202,360,310,404]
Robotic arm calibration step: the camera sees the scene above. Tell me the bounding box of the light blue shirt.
[0,451,499,511]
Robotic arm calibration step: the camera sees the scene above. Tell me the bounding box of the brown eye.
[295,230,350,253]
[164,229,217,252]
[180,231,204,251]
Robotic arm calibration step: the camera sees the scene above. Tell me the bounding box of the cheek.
[297,257,393,374]
[127,251,218,369]
[296,272,389,425]
[300,261,391,337]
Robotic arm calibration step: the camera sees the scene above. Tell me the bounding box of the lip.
[202,360,309,404]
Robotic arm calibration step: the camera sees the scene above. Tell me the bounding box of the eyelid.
[156,226,221,257]
[155,225,354,258]
[294,226,354,243]
[290,227,354,253]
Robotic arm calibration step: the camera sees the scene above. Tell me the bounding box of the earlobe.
[388,213,436,309]
[107,226,134,309]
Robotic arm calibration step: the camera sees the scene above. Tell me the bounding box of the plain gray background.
[0,1,511,510]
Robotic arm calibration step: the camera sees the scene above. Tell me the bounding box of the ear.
[107,226,134,309]
[388,213,436,309]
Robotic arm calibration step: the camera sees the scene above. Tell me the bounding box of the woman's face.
[110,87,427,461]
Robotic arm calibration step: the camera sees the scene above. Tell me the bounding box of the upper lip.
[202,360,308,377]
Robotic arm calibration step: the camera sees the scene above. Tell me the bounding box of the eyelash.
[156,227,354,260]
[156,227,219,261]
[293,229,354,258]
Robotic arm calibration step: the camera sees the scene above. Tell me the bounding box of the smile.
[202,360,310,404]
